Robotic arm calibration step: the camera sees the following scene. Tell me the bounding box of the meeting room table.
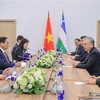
[0,54,100,100]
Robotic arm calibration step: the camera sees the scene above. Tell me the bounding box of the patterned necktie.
[4,52,9,63]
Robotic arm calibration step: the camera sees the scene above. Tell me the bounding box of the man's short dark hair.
[75,38,80,41]
[0,37,7,43]
[17,35,24,42]
[80,36,87,39]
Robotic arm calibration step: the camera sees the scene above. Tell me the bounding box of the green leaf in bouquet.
[40,86,45,91]
[35,80,41,87]
[32,82,35,87]
[23,76,28,79]
[34,88,44,94]
[29,73,33,76]
[47,50,57,57]
[12,89,16,93]
[41,73,46,78]
[23,89,29,93]
[29,88,34,94]
[46,65,50,68]
[15,89,23,94]
[27,79,30,83]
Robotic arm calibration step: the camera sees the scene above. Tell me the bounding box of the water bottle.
[40,48,43,54]
[11,60,17,81]
[37,50,40,58]
[40,48,44,57]
[58,60,63,73]
[56,71,65,100]
[56,59,64,100]
[43,48,46,55]
[60,47,63,55]
[58,53,61,62]
[54,59,63,81]
[37,56,40,60]
[28,55,33,69]
[56,80,65,100]
[50,79,57,94]
[56,49,59,58]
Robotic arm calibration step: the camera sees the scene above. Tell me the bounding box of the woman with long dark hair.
[14,38,29,61]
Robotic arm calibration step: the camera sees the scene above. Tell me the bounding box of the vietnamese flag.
[44,12,54,52]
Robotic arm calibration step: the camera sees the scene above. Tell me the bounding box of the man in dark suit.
[74,48,87,62]
[70,36,87,56]
[74,36,87,62]
[12,35,24,60]
[70,38,81,55]
[0,37,21,73]
[73,37,100,76]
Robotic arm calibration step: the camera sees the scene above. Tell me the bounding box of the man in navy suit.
[74,47,87,62]
[73,37,100,76]
[12,35,24,60]
[74,36,87,62]
[0,37,21,73]
[70,38,81,55]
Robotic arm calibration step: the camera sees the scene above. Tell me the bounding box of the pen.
[89,92,100,96]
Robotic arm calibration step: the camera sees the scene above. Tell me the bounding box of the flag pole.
[48,11,49,16]
[62,10,64,15]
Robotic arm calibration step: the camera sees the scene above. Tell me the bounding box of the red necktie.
[4,52,9,63]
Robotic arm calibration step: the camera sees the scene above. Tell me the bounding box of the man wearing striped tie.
[0,37,21,74]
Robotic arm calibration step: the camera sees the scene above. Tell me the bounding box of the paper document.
[62,66,73,68]
[21,62,27,67]
[74,82,85,85]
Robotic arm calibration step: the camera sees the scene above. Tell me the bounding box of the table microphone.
[18,55,29,60]
[28,48,37,53]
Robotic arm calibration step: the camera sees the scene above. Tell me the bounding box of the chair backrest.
[8,47,12,61]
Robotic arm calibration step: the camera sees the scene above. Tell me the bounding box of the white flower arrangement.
[36,50,57,68]
[13,67,46,94]
[47,50,57,57]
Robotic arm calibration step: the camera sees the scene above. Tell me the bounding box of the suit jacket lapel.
[0,49,9,62]
[83,47,94,63]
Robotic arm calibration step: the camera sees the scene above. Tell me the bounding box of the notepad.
[62,66,73,68]
[74,82,85,85]
[21,62,27,68]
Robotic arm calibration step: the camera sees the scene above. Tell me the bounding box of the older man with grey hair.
[73,36,100,76]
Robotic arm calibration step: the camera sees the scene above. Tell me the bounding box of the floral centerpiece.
[47,50,57,57]
[36,50,57,68]
[13,67,46,94]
